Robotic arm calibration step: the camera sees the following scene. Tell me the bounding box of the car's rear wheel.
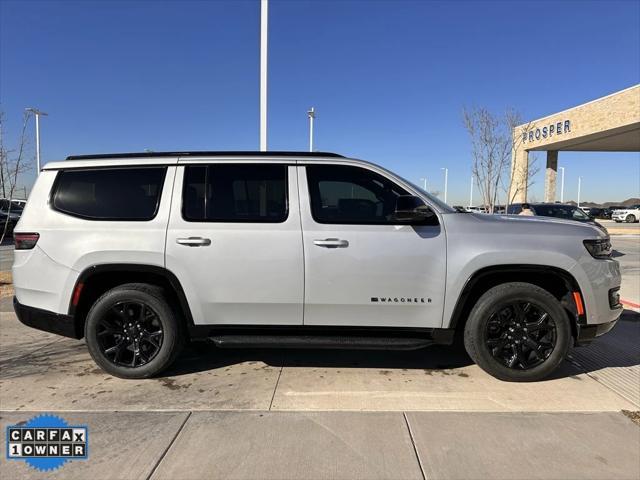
[463,282,571,382]
[85,283,184,379]
[626,214,636,223]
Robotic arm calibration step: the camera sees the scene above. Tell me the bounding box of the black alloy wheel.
[97,301,164,368]
[85,283,184,379]
[484,301,556,370]
[463,282,571,382]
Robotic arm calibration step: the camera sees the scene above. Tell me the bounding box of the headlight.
[583,238,612,258]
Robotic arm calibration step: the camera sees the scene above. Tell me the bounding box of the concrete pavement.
[1,410,639,480]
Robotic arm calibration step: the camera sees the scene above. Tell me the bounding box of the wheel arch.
[69,264,194,339]
[448,264,584,340]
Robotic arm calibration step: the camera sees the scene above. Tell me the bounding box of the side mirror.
[393,195,435,222]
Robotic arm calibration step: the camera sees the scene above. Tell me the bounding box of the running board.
[209,334,436,350]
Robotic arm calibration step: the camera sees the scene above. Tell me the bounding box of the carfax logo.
[6,414,88,472]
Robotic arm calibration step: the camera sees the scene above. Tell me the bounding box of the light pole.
[469,175,474,207]
[577,176,582,208]
[419,177,427,191]
[260,0,268,151]
[441,167,448,203]
[25,108,48,174]
[559,167,565,203]
[307,107,315,152]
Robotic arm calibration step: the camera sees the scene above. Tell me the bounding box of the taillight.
[14,232,39,250]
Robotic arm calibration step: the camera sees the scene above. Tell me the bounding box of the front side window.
[306,165,413,225]
[52,167,166,220]
[182,164,288,222]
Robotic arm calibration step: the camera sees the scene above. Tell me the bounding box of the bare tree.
[463,107,538,213]
[0,111,33,243]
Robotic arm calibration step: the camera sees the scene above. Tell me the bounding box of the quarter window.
[306,165,413,225]
[182,164,288,222]
[52,167,166,220]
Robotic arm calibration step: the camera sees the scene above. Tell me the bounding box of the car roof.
[65,151,345,161]
[43,151,355,170]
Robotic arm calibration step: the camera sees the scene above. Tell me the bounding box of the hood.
[456,212,608,238]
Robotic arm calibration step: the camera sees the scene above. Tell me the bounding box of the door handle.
[176,237,211,247]
[313,238,349,248]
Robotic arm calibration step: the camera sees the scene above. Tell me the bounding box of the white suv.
[12,152,622,381]
[612,205,640,223]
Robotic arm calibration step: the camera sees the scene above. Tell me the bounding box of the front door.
[299,163,447,328]
[166,162,304,326]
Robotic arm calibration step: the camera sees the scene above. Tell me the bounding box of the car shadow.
[565,309,640,374]
[164,341,474,377]
[163,310,640,380]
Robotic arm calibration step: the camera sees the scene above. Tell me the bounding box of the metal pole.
[469,176,473,207]
[420,178,427,191]
[577,176,581,208]
[441,168,448,203]
[25,108,48,175]
[307,107,315,152]
[35,114,41,173]
[260,0,268,151]
[559,167,565,203]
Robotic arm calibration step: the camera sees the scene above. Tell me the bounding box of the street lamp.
[307,107,315,152]
[577,176,582,208]
[441,167,448,203]
[260,0,268,151]
[419,177,427,191]
[559,167,565,203]
[469,175,474,207]
[25,108,48,174]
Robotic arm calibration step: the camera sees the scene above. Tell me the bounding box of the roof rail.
[66,151,345,160]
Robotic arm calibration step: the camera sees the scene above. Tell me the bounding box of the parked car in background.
[507,203,606,231]
[587,207,611,220]
[612,205,640,223]
[581,207,591,215]
[465,206,487,213]
[0,199,22,237]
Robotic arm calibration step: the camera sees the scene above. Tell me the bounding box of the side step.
[209,334,434,350]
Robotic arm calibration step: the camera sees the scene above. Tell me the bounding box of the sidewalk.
[1,410,639,480]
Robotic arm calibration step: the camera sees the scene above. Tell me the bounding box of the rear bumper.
[13,297,82,339]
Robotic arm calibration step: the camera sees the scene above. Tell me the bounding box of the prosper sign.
[523,119,572,144]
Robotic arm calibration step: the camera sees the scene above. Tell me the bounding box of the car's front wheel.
[626,214,637,223]
[85,283,184,379]
[464,282,571,382]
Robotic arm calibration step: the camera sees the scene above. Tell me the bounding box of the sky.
[1,0,639,205]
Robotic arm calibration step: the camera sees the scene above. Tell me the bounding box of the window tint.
[182,164,288,222]
[306,165,412,225]
[52,167,166,220]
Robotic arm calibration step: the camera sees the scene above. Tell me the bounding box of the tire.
[463,282,571,382]
[626,214,636,223]
[85,283,184,379]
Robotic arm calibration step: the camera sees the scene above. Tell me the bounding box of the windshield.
[402,179,456,213]
[532,205,591,221]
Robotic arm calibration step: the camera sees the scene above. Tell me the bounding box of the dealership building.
[509,84,640,203]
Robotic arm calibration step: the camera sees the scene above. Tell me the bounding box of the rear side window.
[52,167,166,220]
[182,164,288,222]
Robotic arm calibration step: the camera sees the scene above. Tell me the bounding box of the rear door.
[298,162,447,328]
[166,161,304,326]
